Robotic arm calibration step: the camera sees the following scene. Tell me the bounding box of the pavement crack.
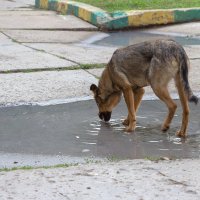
[22,43,81,65]
[59,192,71,200]
[158,171,188,187]
[85,69,100,80]
[157,171,165,177]
[0,30,21,44]
[1,30,80,65]
[190,57,200,60]
[167,178,188,186]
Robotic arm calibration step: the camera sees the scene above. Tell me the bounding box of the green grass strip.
[0,63,105,74]
[0,163,78,172]
[75,0,200,12]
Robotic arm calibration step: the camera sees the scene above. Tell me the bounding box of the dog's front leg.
[122,115,129,126]
[122,87,145,126]
[123,87,136,132]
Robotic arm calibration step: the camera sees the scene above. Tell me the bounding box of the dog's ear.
[90,84,98,95]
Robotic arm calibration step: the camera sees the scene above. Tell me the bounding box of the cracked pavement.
[1,1,200,105]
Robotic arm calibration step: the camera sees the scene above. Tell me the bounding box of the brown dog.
[90,39,198,137]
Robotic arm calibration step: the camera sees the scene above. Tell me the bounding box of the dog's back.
[109,39,186,70]
[107,39,195,97]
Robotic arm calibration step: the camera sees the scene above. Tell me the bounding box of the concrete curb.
[35,0,200,30]
[35,0,112,27]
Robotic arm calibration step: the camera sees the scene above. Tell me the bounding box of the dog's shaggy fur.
[90,39,198,137]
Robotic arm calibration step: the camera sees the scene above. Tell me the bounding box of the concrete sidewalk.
[0,0,102,105]
[1,159,200,200]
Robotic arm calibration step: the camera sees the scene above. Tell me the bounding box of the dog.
[90,39,198,137]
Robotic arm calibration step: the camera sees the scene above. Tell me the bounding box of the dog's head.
[90,84,121,122]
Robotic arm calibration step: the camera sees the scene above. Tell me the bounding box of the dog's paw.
[176,130,186,138]
[161,125,170,132]
[124,122,136,133]
[122,119,129,126]
[125,127,134,133]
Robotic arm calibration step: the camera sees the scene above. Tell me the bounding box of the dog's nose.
[98,112,103,120]
[99,112,112,122]
[104,112,111,122]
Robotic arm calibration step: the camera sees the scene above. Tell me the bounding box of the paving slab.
[0,70,97,105]
[0,0,34,10]
[0,11,97,30]
[26,43,116,64]
[86,68,103,78]
[0,10,54,16]
[189,60,200,92]
[184,45,200,59]
[148,22,200,36]
[2,30,98,43]
[0,33,75,71]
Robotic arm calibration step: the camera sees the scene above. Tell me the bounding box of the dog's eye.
[95,97,102,106]
[95,99,100,106]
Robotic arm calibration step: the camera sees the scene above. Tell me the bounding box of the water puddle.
[82,117,200,160]
[87,30,200,47]
[0,100,199,168]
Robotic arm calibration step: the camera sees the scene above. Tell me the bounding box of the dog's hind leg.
[123,87,145,126]
[149,57,177,132]
[175,73,189,137]
[151,84,177,132]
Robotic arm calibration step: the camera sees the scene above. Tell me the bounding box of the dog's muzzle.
[99,112,112,122]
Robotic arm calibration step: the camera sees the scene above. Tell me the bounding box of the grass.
[0,163,79,172]
[0,159,103,172]
[75,0,200,12]
[0,63,105,74]
[80,63,105,69]
[106,155,130,162]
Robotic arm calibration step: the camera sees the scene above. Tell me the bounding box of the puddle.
[89,30,200,47]
[84,118,200,160]
[0,100,199,168]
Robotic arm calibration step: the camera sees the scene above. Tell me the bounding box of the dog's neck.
[98,67,116,100]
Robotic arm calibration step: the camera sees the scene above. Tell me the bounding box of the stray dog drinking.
[90,39,198,137]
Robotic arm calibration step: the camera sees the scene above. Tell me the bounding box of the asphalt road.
[0,99,199,168]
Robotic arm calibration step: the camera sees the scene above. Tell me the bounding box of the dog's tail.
[179,49,198,105]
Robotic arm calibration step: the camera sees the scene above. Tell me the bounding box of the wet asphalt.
[93,30,200,47]
[0,99,199,167]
